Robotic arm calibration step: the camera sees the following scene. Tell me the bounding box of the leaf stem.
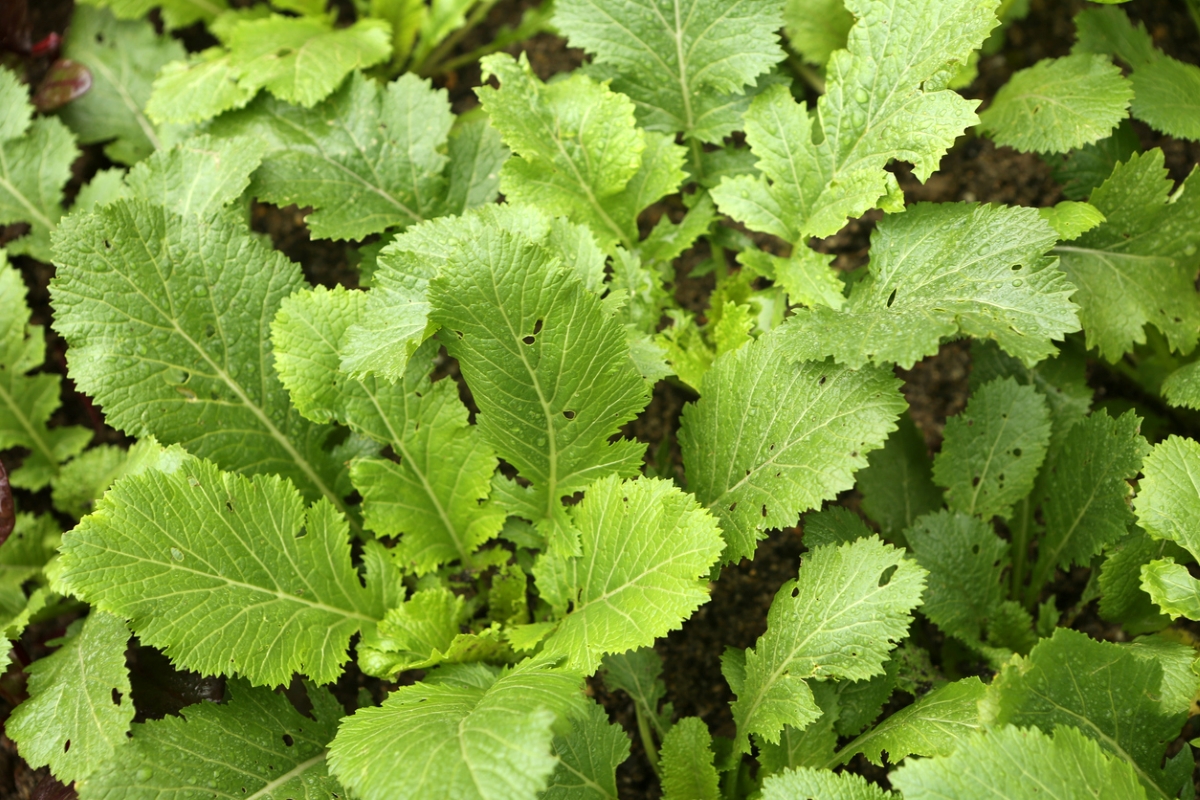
[414,0,502,77]
[1010,495,1032,604]
[786,54,826,95]
[635,703,662,779]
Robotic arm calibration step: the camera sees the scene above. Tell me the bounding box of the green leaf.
[680,330,904,563]
[890,724,1149,800]
[906,510,1008,647]
[761,767,893,800]
[1135,435,1200,561]
[76,0,229,30]
[58,456,382,686]
[554,0,785,144]
[328,659,585,800]
[1038,201,1106,240]
[730,537,926,752]
[123,133,266,218]
[226,16,392,107]
[600,647,670,738]
[979,54,1132,155]
[542,700,629,800]
[1098,529,1181,634]
[1028,410,1149,590]
[79,678,342,800]
[50,445,127,518]
[778,203,1079,369]
[537,475,723,672]
[7,612,132,783]
[838,677,985,767]
[0,69,77,261]
[145,48,257,125]
[856,414,941,542]
[478,53,686,250]
[57,7,184,165]
[982,628,1187,800]
[1140,559,1200,621]
[359,587,506,676]
[932,376,1051,521]
[430,226,650,549]
[1054,149,1200,361]
[1162,361,1200,410]
[1047,120,1140,202]
[756,684,838,775]
[784,0,853,66]
[50,201,349,515]
[0,252,90,491]
[1120,634,1200,716]
[659,717,720,800]
[272,286,502,572]
[802,507,873,550]
[711,0,999,241]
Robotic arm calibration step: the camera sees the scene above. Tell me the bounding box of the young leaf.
[7,612,132,783]
[50,201,348,513]
[1135,435,1200,563]
[1098,529,1180,634]
[538,475,723,672]
[1054,149,1200,361]
[542,700,629,800]
[145,47,257,125]
[601,647,670,738]
[328,659,585,800]
[890,724,1149,800]
[75,0,229,30]
[553,0,785,144]
[711,0,999,241]
[779,203,1079,369]
[123,133,266,219]
[58,456,382,686]
[660,717,720,800]
[430,226,650,549]
[730,537,926,752]
[761,766,894,800]
[856,414,941,541]
[679,330,905,564]
[978,53,1132,154]
[360,587,506,676]
[57,7,183,165]
[932,377,1052,521]
[1140,559,1200,621]
[79,679,343,800]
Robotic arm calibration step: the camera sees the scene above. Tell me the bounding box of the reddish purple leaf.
[30,32,61,59]
[33,58,91,112]
[0,458,12,546]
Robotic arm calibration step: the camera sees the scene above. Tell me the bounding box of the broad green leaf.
[79,679,342,800]
[226,16,392,108]
[145,48,257,125]
[1038,201,1106,240]
[542,700,628,800]
[1054,149,1200,361]
[57,7,183,165]
[660,717,720,800]
[0,252,90,491]
[890,724,1149,800]
[75,0,229,30]
[537,475,723,672]
[837,677,985,767]
[979,54,1132,154]
[784,0,853,66]
[906,510,1008,647]
[1120,634,1200,717]
[802,507,873,550]
[478,54,686,250]
[7,612,132,783]
[1162,361,1200,410]
[932,377,1051,521]
[679,329,905,563]
[740,247,846,311]
[430,226,650,550]
[0,69,77,261]
[600,647,671,737]
[756,684,838,776]
[328,659,585,800]
[1028,410,1148,590]
[779,204,1079,369]
[983,628,1188,800]
[273,286,502,572]
[711,0,999,241]
[50,437,186,519]
[762,767,893,800]
[1135,435,1200,561]
[1048,120,1140,201]
[58,456,382,686]
[855,414,941,541]
[832,662,898,738]
[730,537,926,751]
[123,133,265,218]
[50,201,349,514]
[1141,559,1200,621]
[554,0,785,144]
[1098,529,1181,634]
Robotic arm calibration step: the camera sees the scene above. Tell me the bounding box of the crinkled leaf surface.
[58,456,381,686]
[730,537,926,751]
[680,330,904,563]
[7,612,132,783]
[123,133,266,219]
[328,659,585,800]
[76,0,228,30]
[838,677,985,767]
[1162,361,1200,411]
[1135,435,1200,561]
[145,47,257,125]
[660,717,720,800]
[542,700,628,800]
[79,679,342,800]
[779,203,1079,369]
[761,766,893,800]
[1098,530,1179,635]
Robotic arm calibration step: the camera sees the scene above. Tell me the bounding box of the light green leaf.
[784,0,853,66]
[1135,435,1200,561]
[712,0,998,241]
[1048,120,1140,202]
[856,414,941,542]
[1141,559,1200,621]
[779,203,1079,369]
[1098,529,1181,634]
[50,201,349,515]
[680,329,904,563]
[801,507,872,550]
[1038,201,1106,240]
[430,226,650,550]
[979,54,1132,154]
[739,247,845,310]
[58,456,382,686]
[328,659,585,800]
[76,0,229,30]
[731,537,926,751]
[58,7,184,165]
[1120,634,1200,716]
[79,679,342,800]
[660,717,720,800]
[601,647,670,738]
[538,475,723,672]
[359,588,506,676]
[145,48,257,125]
[554,0,784,144]
[51,445,127,518]
[932,376,1051,521]
[123,133,266,218]
[7,612,131,783]
[762,766,893,800]
[890,724,1149,800]
[1162,361,1200,410]
[412,0,474,65]
[1054,149,1200,361]
[542,700,628,800]
[838,677,985,767]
